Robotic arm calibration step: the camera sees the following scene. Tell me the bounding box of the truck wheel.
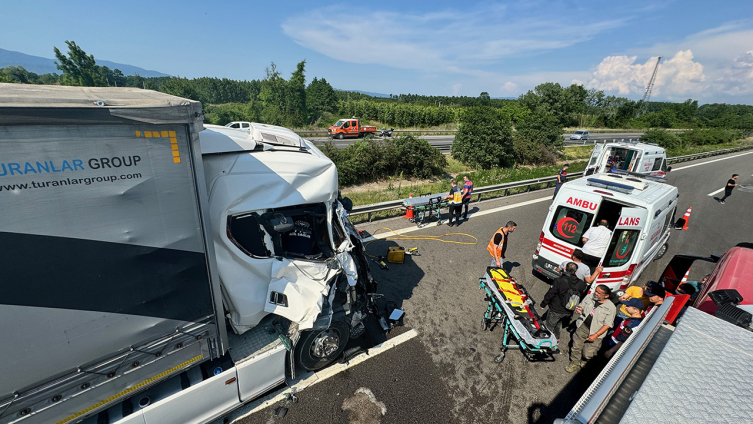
[338,133,344,140]
[295,320,350,371]
[358,132,363,138]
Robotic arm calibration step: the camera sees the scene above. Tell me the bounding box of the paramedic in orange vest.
[488,221,517,268]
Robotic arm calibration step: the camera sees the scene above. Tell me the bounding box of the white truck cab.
[532,171,679,291]
[224,121,252,133]
[583,141,669,178]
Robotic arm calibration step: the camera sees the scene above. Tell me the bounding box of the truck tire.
[338,133,344,140]
[295,320,350,371]
[358,132,363,138]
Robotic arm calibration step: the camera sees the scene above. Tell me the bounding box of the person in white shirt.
[580,220,612,270]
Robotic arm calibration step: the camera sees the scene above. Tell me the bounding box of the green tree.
[306,77,337,124]
[452,107,515,169]
[286,60,307,127]
[53,41,108,86]
[479,91,491,106]
[513,110,564,165]
[259,63,289,126]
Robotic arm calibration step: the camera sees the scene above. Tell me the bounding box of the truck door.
[350,120,358,136]
[583,143,605,176]
[598,207,648,289]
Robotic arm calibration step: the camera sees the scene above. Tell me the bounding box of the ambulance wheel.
[654,243,668,261]
[295,320,350,371]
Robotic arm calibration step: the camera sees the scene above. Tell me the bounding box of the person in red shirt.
[461,175,473,220]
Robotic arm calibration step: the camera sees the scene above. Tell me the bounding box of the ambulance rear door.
[583,143,605,176]
[597,207,648,290]
[542,191,603,263]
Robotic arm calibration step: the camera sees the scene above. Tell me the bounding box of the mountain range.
[0,48,169,77]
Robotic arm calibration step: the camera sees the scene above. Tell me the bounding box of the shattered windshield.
[227,203,334,260]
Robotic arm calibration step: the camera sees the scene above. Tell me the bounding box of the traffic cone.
[405,194,414,219]
[675,207,692,230]
[681,270,689,284]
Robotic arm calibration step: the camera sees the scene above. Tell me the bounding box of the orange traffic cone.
[675,207,692,230]
[405,194,414,219]
[681,270,689,284]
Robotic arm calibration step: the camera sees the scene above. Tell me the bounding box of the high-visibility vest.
[487,227,508,259]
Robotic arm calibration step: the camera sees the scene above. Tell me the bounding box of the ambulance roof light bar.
[586,178,636,194]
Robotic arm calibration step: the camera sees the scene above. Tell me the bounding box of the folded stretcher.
[479,267,558,362]
[402,192,449,227]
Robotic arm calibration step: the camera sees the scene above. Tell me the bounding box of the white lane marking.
[671,150,753,171]
[228,329,419,422]
[361,196,552,242]
[708,187,726,196]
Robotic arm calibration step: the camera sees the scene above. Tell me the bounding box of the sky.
[2,0,753,104]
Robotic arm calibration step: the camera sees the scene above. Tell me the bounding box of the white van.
[583,141,670,178]
[532,172,679,291]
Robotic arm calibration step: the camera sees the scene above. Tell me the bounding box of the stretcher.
[479,267,558,362]
[402,192,449,227]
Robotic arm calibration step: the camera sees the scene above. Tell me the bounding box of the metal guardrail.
[349,144,753,221]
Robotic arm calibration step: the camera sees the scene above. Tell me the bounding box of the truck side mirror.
[341,197,353,212]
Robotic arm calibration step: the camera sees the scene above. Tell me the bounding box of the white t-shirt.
[581,226,612,257]
[559,260,591,281]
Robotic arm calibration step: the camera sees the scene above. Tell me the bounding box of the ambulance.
[583,141,670,178]
[532,171,679,291]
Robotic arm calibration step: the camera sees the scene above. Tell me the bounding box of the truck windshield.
[334,120,345,127]
[549,206,594,246]
[603,230,639,267]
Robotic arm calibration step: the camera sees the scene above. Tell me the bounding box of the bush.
[321,136,446,186]
[513,110,564,165]
[640,129,682,149]
[452,107,515,169]
[678,128,744,146]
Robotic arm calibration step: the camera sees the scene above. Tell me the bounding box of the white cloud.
[282,4,626,76]
[452,83,463,95]
[500,82,517,92]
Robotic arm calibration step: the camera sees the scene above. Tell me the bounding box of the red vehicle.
[328,118,377,139]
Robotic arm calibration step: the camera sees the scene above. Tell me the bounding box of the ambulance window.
[660,159,668,172]
[604,230,639,267]
[549,206,594,245]
[227,214,271,257]
[652,158,662,171]
[662,207,675,234]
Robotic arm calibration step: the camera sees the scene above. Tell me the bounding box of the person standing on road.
[461,175,473,220]
[553,164,569,199]
[580,220,612,270]
[567,284,615,372]
[541,262,587,343]
[488,221,517,268]
[444,180,463,227]
[719,174,739,204]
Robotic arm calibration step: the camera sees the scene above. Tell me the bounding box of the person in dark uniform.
[553,163,569,199]
[719,174,739,204]
[444,180,463,227]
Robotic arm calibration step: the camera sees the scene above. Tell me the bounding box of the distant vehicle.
[379,127,395,137]
[583,141,669,178]
[569,130,589,140]
[328,118,377,139]
[225,121,252,133]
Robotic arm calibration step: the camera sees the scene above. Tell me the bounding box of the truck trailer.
[0,84,380,424]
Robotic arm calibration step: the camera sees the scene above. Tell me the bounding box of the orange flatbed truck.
[328,118,377,139]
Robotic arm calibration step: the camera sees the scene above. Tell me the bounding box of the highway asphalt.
[309,133,644,153]
[229,150,752,424]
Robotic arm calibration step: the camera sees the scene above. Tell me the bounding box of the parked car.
[570,130,589,140]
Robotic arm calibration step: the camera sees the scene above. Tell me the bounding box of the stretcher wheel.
[481,318,488,331]
[493,352,505,363]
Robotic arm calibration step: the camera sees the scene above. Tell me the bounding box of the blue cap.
[621,298,644,309]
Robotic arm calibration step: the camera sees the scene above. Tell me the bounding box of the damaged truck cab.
[201,124,377,370]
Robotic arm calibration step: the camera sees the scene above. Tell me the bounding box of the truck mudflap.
[556,298,675,424]
[0,320,215,424]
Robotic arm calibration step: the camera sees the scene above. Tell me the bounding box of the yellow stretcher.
[480,267,558,362]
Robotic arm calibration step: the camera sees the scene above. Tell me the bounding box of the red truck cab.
[328,118,377,139]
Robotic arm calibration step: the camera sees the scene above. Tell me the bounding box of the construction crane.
[642,56,662,103]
